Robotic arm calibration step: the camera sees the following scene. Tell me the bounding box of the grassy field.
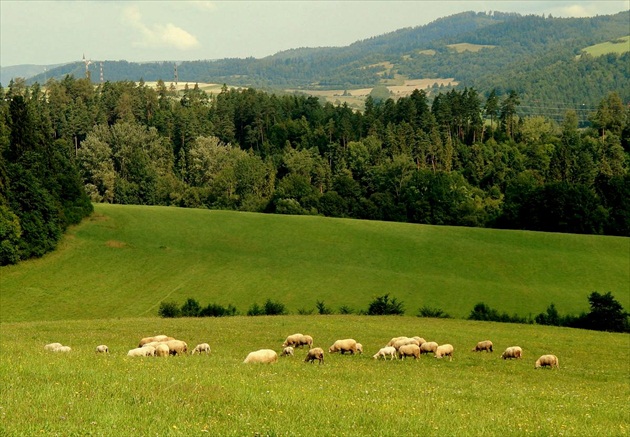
[581,36,630,57]
[0,316,628,436]
[1,204,628,323]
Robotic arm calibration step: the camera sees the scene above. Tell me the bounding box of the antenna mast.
[174,63,179,87]
[82,54,92,80]
[100,62,104,83]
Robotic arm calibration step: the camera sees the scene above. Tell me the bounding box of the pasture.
[1,204,628,323]
[581,36,630,57]
[0,316,628,436]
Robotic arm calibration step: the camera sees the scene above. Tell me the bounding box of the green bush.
[263,299,287,315]
[200,303,237,317]
[338,305,354,315]
[417,306,451,318]
[367,294,405,315]
[158,301,180,318]
[180,298,202,317]
[316,300,333,315]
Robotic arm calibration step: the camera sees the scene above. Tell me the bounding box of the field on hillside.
[1,204,628,323]
[0,316,628,436]
[581,36,630,57]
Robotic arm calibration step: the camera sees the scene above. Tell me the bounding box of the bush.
[247,303,264,316]
[468,302,531,324]
[297,307,314,315]
[417,306,451,318]
[200,303,237,317]
[263,299,287,316]
[316,300,333,315]
[535,303,562,326]
[367,294,405,316]
[180,298,202,317]
[338,305,354,315]
[158,301,180,318]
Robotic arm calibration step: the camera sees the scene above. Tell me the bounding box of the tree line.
[0,76,628,265]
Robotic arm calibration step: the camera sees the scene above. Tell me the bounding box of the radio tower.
[174,63,179,87]
[100,62,104,83]
[82,54,92,80]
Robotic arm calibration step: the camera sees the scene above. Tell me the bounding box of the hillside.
[1,204,627,323]
[15,11,630,113]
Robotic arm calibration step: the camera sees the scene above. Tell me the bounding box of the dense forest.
[1,74,628,265]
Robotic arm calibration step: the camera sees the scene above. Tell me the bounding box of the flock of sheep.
[43,333,559,369]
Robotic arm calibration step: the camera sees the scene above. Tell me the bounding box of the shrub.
[247,303,264,316]
[417,306,451,319]
[158,301,180,318]
[263,299,287,315]
[535,303,562,326]
[180,298,202,317]
[367,294,405,316]
[316,300,333,315]
[297,307,314,315]
[338,305,354,315]
[468,302,531,324]
[200,303,237,317]
[582,291,629,332]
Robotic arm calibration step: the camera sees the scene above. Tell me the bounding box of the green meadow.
[0,316,628,436]
[581,36,630,57]
[1,204,629,435]
[1,204,628,323]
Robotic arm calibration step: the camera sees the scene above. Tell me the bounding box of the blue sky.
[1,1,628,66]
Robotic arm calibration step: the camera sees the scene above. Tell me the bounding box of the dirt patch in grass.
[106,240,127,248]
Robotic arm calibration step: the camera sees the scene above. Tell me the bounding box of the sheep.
[191,343,211,355]
[373,346,397,360]
[392,337,420,350]
[435,344,454,361]
[282,333,303,348]
[386,336,408,347]
[299,335,314,349]
[398,344,420,359]
[141,341,163,349]
[44,343,63,351]
[328,339,358,355]
[356,343,363,354]
[243,349,278,364]
[304,347,325,364]
[281,346,294,357]
[472,340,493,353]
[165,340,188,356]
[95,345,109,353]
[155,344,170,357]
[420,341,438,355]
[138,335,174,348]
[127,346,155,357]
[53,346,72,353]
[412,337,427,346]
[535,354,559,369]
[501,346,523,360]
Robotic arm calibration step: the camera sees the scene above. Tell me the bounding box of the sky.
[1,1,628,67]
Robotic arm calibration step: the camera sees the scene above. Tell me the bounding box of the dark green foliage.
[535,303,562,326]
[246,303,264,316]
[338,305,354,315]
[582,291,629,333]
[199,303,238,317]
[367,294,405,316]
[263,298,287,316]
[316,300,333,315]
[468,302,531,324]
[417,306,451,319]
[158,301,180,318]
[180,298,202,317]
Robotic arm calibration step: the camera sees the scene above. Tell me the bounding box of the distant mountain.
[7,10,629,116]
[0,63,67,85]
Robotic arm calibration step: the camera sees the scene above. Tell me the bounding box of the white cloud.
[559,4,593,17]
[122,5,200,50]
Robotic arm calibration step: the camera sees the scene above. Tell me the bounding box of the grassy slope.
[0,203,628,323]
[0,316,628,436]
[582,35,630,56]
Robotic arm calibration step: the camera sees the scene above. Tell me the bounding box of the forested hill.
[20,11,630,112]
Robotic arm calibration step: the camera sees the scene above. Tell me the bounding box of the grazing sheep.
[420,341,438,355]
[392,337,420,350]
[281,347,294,357]
[373,346,397,360]
[472,340,493,353]
[95,345,109,353]
[356,343,363,354]
[328,339,358,355]
[243,349,278,364]
[44,343,63,351]
[138,335,174,348]
[304,347,325,364]
[127,346,155,357]
[435,344,454,361]
[282,333,303,348]
[413,337,427,346]
[165,340,188,356]
[141,341,162,349]
[299,335,314,349]
[535,354,559,369]
[501,346,523,360]
[192,343,211,355]
[53,346,72,353]
[386,336,408,347]
[398,344,421,359]
[154,344,170,357]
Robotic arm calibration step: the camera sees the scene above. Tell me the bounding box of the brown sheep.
[304,347,325,364]
[535,354,559,369]
[328,339,358,355]
[435,344,454,361]
[420,341,438,355]
[501,346,523,360]
[472,340,493,352]
[243,349,278,364]
[398,344,420,359]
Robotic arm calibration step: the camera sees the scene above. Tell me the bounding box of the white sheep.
[304,347,325,364]
[154,344,170,357]
[501,346,523,360]
[191,343,211,355]
[535,354,559,369]
[398,344,420,359]
[127,346,156,357]
[420,341,438,355]
[281,346,294,357]
[435,344,454,361]
[53,346,71,353]
[373,346,397,360]
[356,343,363,354]
[95,345,109,353]
[328,339,358,355]
[44,343,63,351]
[243,349,278,364]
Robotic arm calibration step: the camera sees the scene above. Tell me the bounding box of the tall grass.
[1,204,628,323]
[0,316,628,436]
